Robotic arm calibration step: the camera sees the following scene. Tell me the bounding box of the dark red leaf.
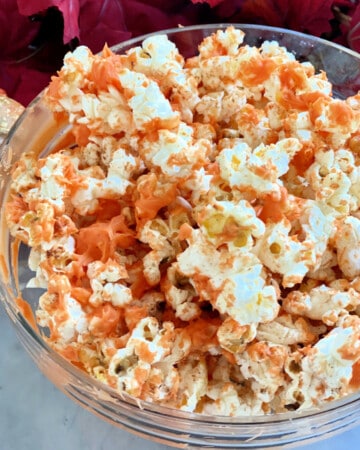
[17,0,80,43]
[333,0,359,9]
[347,4,360,52]
[77,0,130,52]
[0,1,40,59]
[190,0,225,6]
[239,0,334,36]
[115,0,208,41]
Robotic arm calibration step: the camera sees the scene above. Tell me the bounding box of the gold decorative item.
[0,91,24,145]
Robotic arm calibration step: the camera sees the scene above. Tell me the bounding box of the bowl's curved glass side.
[0,97,70,322]
[11,289,360,450]
[0,99,40,321]
[31,359,360,449]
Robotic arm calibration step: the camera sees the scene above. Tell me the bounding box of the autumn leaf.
[17,0,80,43]
[239,0,334,37]
[0,1,40,60]
[347,3,360,52]
[190,0,225,6]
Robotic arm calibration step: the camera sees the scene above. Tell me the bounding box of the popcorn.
[284,323,360,410]
[309,98,360,148]
[256,200,334,287]
[256,314,325,345]
[256,219,309,287]
[27,235,76,288]
[236,341,288,403]
[14,201,56,246]
[127,34,184,77]
[198,199,265,249]
[36,275,88,345]
[283,284,360,325]
[217,317,257,354]
[139,122,212,178]
[123,317,175,364]
[198,28,245,59]
[138,219,175,285]
[87,259,132,307]
[109,346,151,397]
[217,138,302,197]
[5,26,360,417]
[335,216,360,278]
[56,294,89,343]
[118,69,180,131]
[141,365,179,403]
[162,266,199,321]
[37,154,80,214]
[203,381,264,416]
[195,86,247,124]
[71,146,138,215]
[175,355,208,412]
[127,35,200,124]
[176,228,279,326]
[10,153,38,193]
[305,148,358,215]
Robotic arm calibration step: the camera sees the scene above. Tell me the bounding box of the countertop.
[1,305,360,450]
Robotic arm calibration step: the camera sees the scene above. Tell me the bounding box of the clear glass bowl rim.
[110,22,360,59]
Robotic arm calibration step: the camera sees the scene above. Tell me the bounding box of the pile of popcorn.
[5,27,360,416]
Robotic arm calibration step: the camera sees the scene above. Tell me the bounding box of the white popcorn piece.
[306,149,358,216]
[335,216,360,278]
[71,146,138,215]
[310,98,360,148]
[176,229,279,326]
[283,284,360,325]
[199,27,245,59]
[203,381,264,416]
[27,153,71,214]
[127,34,184,76]
[217,317,257,354]
[217,138,301,197]
[37,275,88,345]
[78,88,134,135]
[176,355,208,412]
[109,346,151,397]
[57,294,89,343]
[256,200,334,287]
[256,314,326,345]
[27,235,76,288]
[118,69,179,131]
[10,153,38,193]
[236,341,288,403]
[138,220,175,286]
[109,317,175,396]
[195,86,247,124]
[163,266,199,322]
[139,122,212,179]
[284,324,360,409]
[126,317,175,364]
[260,40,296,63]
[87,259,132,307]
[141,365,179,403]
[198,198,265,250]
[126,35,200,123]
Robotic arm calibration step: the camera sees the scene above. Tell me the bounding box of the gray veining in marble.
[1,304,359,450]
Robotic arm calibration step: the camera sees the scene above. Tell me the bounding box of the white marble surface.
[1,303,360,450]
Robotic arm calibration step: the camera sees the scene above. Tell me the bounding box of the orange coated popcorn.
[5,28,360,415]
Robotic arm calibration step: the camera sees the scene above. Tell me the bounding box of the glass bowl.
[1,24,360,450]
